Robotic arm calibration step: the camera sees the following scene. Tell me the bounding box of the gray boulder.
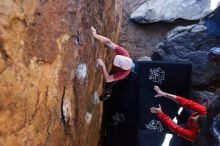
[137,56,152,61]
[152,24,220,86]
[191,90,214,104]
[130,0,219,24]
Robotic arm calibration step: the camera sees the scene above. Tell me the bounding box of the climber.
[150,86,207,142]
[91,26,134,83]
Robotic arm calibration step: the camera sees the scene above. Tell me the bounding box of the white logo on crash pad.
[145,119,164,133]
[112,112,125,126]
[149,67,165,84]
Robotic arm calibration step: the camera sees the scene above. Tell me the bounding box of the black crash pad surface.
[102,61,192,146]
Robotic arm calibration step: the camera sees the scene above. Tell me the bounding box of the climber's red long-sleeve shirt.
[112,46,131,81]
[157,96,207,141]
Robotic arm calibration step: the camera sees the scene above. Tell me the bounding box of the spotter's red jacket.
[157,96,207,141]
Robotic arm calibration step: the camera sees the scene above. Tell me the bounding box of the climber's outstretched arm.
[154,86,207,114]
[97,59,115,83]
[150,105,195,141]
[154,86,177,102]
[91,26,118,50]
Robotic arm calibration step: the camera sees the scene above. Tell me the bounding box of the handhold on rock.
[71,30,82,46]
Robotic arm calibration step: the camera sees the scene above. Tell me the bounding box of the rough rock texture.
[130,0,220,24]
[152,24,220,87]
[120,0,197,60]
[136,56,152,61]
[191,90,214,104]
[0,0,122,146]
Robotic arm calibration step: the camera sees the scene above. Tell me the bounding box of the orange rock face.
[0,0,122,146]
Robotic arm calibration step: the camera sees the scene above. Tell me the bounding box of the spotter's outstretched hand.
[150,104,162,114]
[154,86,167,97]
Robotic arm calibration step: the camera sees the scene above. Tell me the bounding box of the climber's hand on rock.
[91,26,97,37]
[97,59,105,67]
